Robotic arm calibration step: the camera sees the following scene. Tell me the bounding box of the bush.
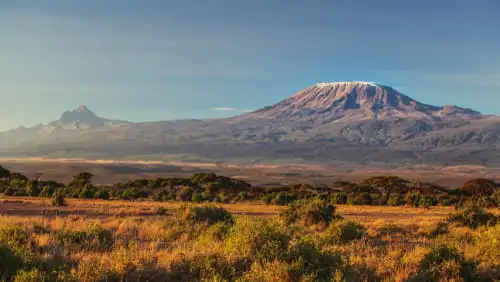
[409,246,477,282]
[332,193,347,205]
[191,191,203,203]
[438,195,459,206]
[177,186,194,202]
[178,205,233,225]
[0,225,29,247]
[93,190,110,200]
[56,224,113,252]
[281,199,341,227]
[225,218,290,263]
[52,193,67,207]
[286,240,345,280]
[446,206,498,229]
[347,193,373,205]
[39,186,55,198]
[0,226,38,270]
[386,195,405,206]
[0,244,21,280]
[25,182,40,197]
[166,254,246,281]
[317,221,365,245]
[272,192,296,206]
[120,187,148,200]
[13,269,46,282]
[417,222,448,238]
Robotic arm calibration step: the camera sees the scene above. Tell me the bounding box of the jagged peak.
[240,81,482,121]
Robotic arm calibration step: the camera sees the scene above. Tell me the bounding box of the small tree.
[69,172,94,188]
[25,181,41,197]
[52,192,68,207]
[360,176,410,205]
[460,179,498,198]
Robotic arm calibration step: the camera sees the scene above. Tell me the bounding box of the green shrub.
[446,206,498,229]
[93,190,110,200]
[0,225,29,247]
[470,224,500,279]
[286,240,345,280]
[191,191,203,203]
[409,246,477,282]
[347,193,373,205]
[386,195,405,206]
[56,224,113,252]
[177,187,194,202]
[52,192,67,207]
[232,191,249,202]
[13,269,46,282]
[417,222,448,238]
[178,205,233,225]
[166,254,246,281]
[225,218,290,263]
[39,186,55,198]
[0,226,38,270]
[0,244,21,280]
[262,194,274,205]
[281,199,341,227]
[332,193,347,205]
[272,192,296,206]
[78,187,94,199]
[153,189,177,201]
[438,195,459,206]
[317,221,365,245]
[120,187,147,200]
[25,182,40,197]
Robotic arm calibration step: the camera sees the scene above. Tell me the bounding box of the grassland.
[0,196,498,281]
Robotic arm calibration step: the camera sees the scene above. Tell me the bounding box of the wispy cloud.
[212,107,251,113]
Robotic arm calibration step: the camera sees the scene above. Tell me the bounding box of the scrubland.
[0,198,498,282]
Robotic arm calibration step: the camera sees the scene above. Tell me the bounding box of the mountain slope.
[1,82,499,166]
[240,82,480,122]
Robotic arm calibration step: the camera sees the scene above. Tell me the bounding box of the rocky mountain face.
[241,82,480,122]
[1,82,500,166]
[53,105,130,129]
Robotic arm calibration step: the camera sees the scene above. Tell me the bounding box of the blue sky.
[1,0,499,130]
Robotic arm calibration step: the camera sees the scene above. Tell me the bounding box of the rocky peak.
[241,81,482,122]
[58,105,102,125]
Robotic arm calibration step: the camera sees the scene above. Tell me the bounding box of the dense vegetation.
[1,165,499,280]
[0,200,498,281]
[1,165,499,208]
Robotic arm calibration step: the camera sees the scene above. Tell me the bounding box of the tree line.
[0,165,499,207]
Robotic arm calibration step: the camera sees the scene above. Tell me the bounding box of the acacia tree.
[360,176,410,204]
[68,172,94,188]
[460,179,498,198]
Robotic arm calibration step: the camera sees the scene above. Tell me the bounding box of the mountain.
[239,82,480,122]
[0,105,130,148]
[1,82,500,166]
[53,105,130,129]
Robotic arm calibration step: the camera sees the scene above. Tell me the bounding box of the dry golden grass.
[0,197,498,281]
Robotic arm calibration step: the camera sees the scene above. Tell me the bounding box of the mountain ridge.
[1,82,499,167]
